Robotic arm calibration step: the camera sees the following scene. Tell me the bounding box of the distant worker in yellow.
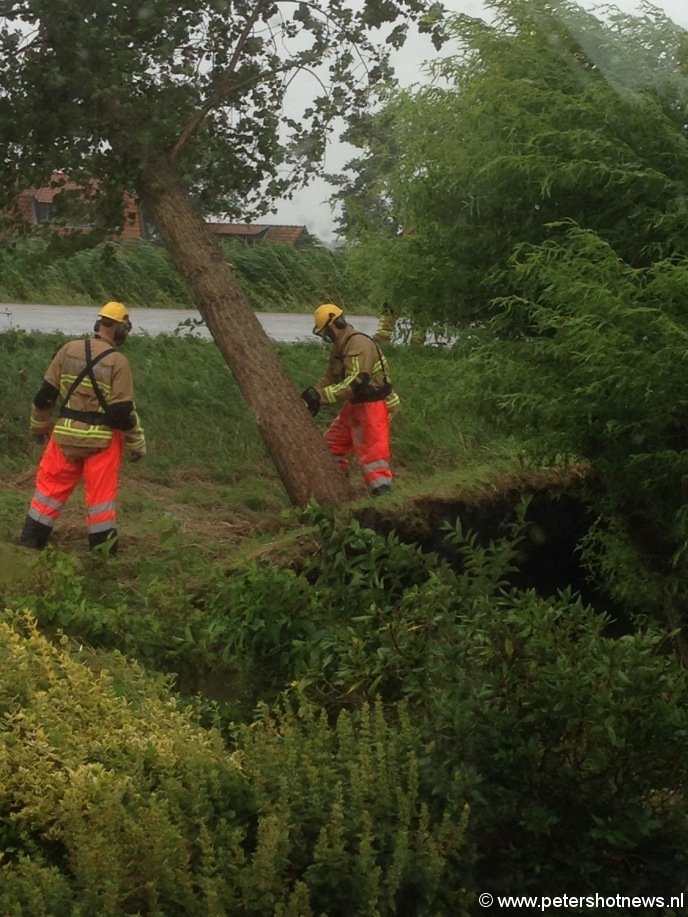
[19,301,146,553]
[301,304,400,496]
[375,301,427,347]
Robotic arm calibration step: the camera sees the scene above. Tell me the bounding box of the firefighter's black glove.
[301,387,321,417]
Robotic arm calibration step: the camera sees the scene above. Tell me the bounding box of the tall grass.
[0,236,369,312]
[0,329,511,545]
[0,331,499,479]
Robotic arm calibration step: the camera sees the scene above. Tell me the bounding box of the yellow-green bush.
[0,614,472,916]
[0,613,246,916]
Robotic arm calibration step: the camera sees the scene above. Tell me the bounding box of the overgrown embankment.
[0,236,367,312]
[3,472,688,910]
[0,330,500,550]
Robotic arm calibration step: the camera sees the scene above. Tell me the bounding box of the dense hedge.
[0,613,470,916]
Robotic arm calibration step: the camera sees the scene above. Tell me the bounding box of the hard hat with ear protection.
[96,301,132,344]
[313,303,343,336]
[98,301,130,324]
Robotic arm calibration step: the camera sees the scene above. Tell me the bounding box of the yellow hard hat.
[313,303,343,335]
[98,301,130,324]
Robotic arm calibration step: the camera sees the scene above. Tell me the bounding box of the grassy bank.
[0,237,369,312]
[0,329,511,557]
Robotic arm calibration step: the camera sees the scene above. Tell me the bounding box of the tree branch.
[170,0,274,159]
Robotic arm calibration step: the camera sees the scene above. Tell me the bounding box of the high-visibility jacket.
[375,310,396,343]
[316,324,400,412]
[376,309,427,346]
[30,335,146,458]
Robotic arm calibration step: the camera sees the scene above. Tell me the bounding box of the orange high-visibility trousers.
[23,433,123,548]
[324,400,392,493]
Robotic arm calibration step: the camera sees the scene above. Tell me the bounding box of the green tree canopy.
[340,0,688,325]
[0,0,445,227]
[465,221,688,653]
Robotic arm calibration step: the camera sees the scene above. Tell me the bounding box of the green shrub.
[0,614,472,915]
[231,701,472,916]
[426,584,688,896]
[0,613,247,916]
[466,224,688,638]
[288,516,688,897]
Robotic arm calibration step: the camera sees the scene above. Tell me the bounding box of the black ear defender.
[114,321,131,345]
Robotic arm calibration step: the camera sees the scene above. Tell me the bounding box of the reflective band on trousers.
[88,500,116,517]
[31,489,64,510]
[362,459,390,475]
[28,506,57,527]
[88,518,117,534]
[87,499,117,533]
[27,488,65,526]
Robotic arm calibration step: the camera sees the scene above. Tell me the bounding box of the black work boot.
[371,483,392,497]
[19,515,52,549]
[89,529,119,555]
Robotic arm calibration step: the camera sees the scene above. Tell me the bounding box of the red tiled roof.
[207,222,266,236]
[264,225,308,245]
[33,183,80,204]
[207,222,309,245]
[30,172,96,204]
[15,171,144,239]
[17,175,308,246]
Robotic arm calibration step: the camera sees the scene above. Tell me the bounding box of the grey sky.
[270,0,688,244]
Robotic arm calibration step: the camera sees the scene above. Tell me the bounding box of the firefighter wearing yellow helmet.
[19,301,146,553]
[302,303,400,496]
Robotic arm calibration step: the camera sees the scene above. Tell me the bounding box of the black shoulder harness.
[58,338,116,425]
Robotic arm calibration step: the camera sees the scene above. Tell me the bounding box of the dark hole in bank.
[356,488,629,633]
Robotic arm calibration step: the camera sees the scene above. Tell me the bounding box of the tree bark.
[139,151,351,507]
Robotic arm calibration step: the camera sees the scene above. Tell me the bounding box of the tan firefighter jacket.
[315,324,400,410]
[30,335,146,459]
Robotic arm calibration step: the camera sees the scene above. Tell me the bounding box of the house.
[14,173,311,246]
[15,172,145,240]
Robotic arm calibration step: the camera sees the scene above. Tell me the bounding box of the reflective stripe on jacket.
[30,336,146,455]
[316,325,399,409]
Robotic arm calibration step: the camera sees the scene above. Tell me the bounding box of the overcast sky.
[269,0,688,244]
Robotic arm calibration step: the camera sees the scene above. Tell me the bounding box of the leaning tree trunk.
[139,151,351,507]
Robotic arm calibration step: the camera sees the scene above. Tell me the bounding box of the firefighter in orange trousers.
[19,301,146,553]
[301,303,400,496]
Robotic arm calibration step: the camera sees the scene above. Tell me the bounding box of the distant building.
[13,173,311,247]
[15,172,145,240]
[206,222,311,247]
